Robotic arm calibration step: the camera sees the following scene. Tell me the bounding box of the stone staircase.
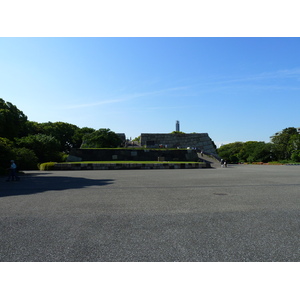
[197,152,221,168]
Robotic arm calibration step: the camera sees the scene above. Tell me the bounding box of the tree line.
[0,98,122,173]
[2,98,300,172]
[217,127,300,164]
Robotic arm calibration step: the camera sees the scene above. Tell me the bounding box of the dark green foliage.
[217,142,243,163]
[271,127,300,161]
[252,142,272,163]
[0,98,28,139]
[0,137,14,174]
[0,137,14,163]
[37,121,80,153]
[72,127,96,148]
[22,121,95,153]
[238,141,272,163]
[13,147,38,170]
[291,150,300,162]
[0,100,117,168]
[23,121,44,136]
[16,134,61,163]
[217,141,272,163]
[81,128,122,148]
[217,128,300,164]
[22,121,85,153]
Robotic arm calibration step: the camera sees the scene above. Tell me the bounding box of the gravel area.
[1,164,300,261]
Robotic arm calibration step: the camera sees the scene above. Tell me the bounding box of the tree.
[13,147,38,170]
[252,142,272,163]
[23,122,95,151]
[38,122,80,153]
[16,134,61,162]
[287,133,300,161]
[132,136,140,142]
[0,98,28,140]
[238,141,272,163]
[72,127,96,148]
[217,142,243,163]
[291,150,300,162]
[0,137,14,174]
[271,127,299,160]
[81,128,122,148]
[23,121,44,136]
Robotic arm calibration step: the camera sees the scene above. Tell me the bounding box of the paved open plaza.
[1,165,300,261]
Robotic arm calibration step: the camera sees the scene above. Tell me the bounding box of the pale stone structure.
[140,133,217,156]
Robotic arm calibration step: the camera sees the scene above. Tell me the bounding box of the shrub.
[16,134,61,162]
[291,151,300,162]
[39,162,57,171]
[13,147,38,170]
[0,137,14,168]
[57,152,68,162]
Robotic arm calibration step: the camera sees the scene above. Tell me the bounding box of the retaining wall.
[67,148,200,162]
[54,162,210,170]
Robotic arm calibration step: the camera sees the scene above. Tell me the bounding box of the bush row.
[0,136,67,175]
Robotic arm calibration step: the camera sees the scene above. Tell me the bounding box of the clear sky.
[1,37,300,147]
[1,1,300,292]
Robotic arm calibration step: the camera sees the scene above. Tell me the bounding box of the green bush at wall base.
[39,162,57,171]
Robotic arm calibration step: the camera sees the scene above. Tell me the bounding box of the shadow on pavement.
[0,173,114,197]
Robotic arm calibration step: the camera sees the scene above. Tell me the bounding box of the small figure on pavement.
[6,160,20,182]
[221,158,224,167]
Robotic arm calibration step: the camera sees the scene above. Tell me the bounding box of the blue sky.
[1,37,300,146]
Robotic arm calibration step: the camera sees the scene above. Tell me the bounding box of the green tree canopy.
[0,98,28,140]
[72,127,96,148]
[81,128,122,148]
[217,142,244,163]
[218,141,272,163]
[13,147,38,170]
[238,141,272,163]
[38,122,80,153]
[16,134,61,162]
[271,127,299,160]
[23,121,44,136]
[0,137,15,173]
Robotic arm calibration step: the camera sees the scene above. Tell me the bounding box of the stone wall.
[140,133,217,156]
[54,162,210,170]
[67,148,200,162]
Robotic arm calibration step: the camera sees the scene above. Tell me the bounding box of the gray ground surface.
[1,164,300,262]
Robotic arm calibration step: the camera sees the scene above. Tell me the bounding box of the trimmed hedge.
[39,162,57,171]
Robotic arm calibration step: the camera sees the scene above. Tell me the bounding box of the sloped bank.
[53,162,210,170]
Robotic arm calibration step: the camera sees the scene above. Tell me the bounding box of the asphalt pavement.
[1,164,300,261]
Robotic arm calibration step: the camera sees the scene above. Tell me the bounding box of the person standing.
[221,158,224,167]
[6,160,20,182]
